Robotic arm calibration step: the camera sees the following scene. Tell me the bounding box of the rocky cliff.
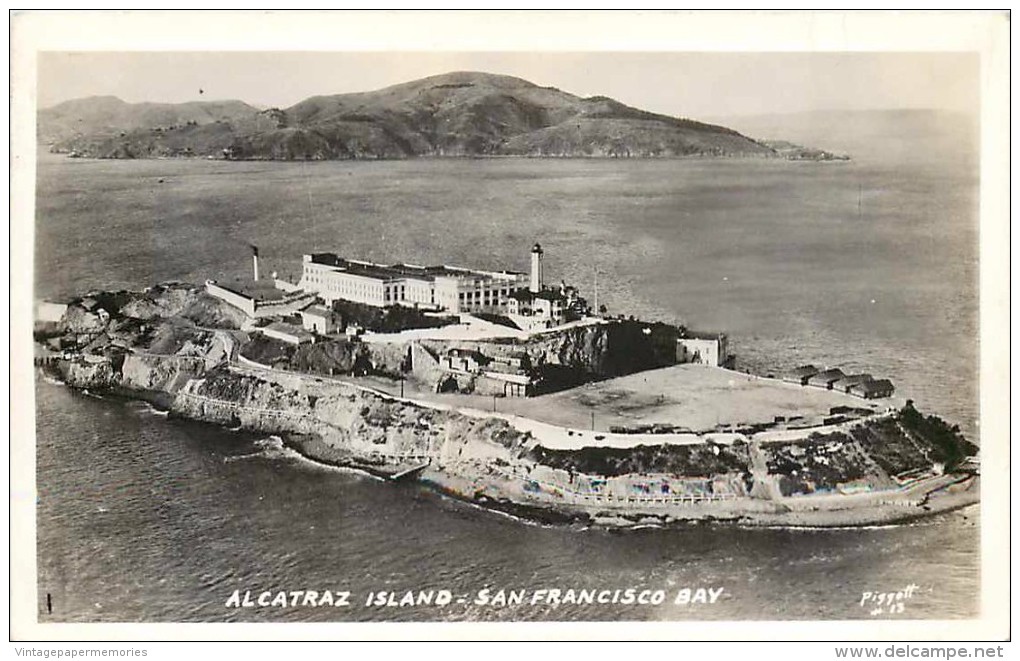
[41,340,978,528]
[419,320,680,391]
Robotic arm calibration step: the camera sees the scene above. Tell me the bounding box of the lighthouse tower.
[529,243,544,293]
[251,245,260,281]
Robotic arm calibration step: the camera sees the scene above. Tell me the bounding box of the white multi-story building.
[298,253,528,313]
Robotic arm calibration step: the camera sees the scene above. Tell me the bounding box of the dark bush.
[898,404,978,470]
[526,442,749,478]
[331,299,458,333]
[239,335,294,366]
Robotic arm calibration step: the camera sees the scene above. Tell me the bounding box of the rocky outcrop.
[119,353,205,392]
[419,320,679,392]
[55,358,120,389]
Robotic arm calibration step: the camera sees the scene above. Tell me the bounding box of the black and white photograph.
[10,10,1010,643]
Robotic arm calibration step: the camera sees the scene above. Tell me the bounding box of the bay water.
[33,112,980,621]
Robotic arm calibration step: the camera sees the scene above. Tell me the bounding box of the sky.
[37,51,979,119]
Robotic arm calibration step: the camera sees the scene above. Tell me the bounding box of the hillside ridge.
[40,71,779,160]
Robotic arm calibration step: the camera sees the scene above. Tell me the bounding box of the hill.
[38,96,261,147]
[40,71,776,160]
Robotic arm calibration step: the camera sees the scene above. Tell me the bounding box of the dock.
[390,461,431,482]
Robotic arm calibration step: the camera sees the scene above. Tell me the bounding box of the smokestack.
[251,245,260,281]
[530,243,544,293]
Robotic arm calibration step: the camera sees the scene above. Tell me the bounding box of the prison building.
[298,253,527,314]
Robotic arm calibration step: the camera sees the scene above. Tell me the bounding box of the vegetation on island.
[898,402,978,471]
[330,299,458,333]
[526,442,750,479]
[40,72,780,161]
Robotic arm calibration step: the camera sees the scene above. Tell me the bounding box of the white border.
[9,9,1011,642]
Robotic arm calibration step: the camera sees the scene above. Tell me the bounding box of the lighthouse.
[251,245,260,281]
[529,243,544,293]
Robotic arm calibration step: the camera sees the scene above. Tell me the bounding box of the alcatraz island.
[34,241,978,528]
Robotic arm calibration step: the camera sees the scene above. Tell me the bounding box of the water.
[33,112,979,621]
[35,383,979,622]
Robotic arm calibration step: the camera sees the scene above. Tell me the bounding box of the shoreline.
[41,371,978,531]
[224,419,983,531]
[45,152,839,164]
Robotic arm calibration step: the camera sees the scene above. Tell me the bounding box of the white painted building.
[300,304,338,334]
[298,253,528,313]
[676,334,729,367]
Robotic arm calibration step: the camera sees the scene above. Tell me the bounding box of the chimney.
[251,245,260,281]
[529,243,544,293]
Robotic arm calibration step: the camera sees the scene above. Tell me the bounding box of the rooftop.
[850,379,895,395]
[681,330,726,341]
[302,304,333,317]
[809,368,846,383]
[833,374,873,388]
[509,287,568,302]
[263,321,316,341]
[308,253,522,283]
[216,279,288,301]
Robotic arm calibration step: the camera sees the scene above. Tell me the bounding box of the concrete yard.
[540,365,904,431]
[346,364,900,435]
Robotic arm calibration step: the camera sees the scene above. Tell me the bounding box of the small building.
[261,321,316,346]
[807,368,846,390]
[480,371,534,398]
[849,378,895,400]
[507,288,568,323]
[832,373,873,394]
[676,333,729,367]
[443,348,489,374]
[300,304,338,335]
[783,364,820,385]
[489,353,529,371]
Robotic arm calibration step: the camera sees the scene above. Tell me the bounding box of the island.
[39,71,845,162]
[33,242,977,528]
